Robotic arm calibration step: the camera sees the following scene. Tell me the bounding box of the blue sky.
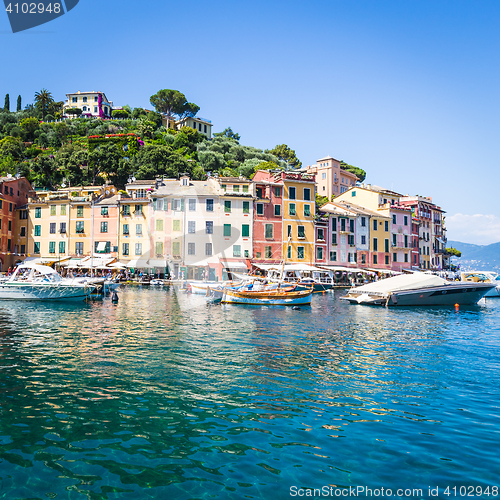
[1,0,499,244]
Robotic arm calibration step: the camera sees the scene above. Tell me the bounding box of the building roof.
[176,116,212,125]
[316,156,341,163]
[334,200,389,218]
[154,179,220,197]
[126,180,157,186]
[358,184,404,197]
[219,177,251,183]
[95,195,120,206]
[319,202,358,217]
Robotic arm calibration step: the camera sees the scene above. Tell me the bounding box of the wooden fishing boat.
[221,287,313,306]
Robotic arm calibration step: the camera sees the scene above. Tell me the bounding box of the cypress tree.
[4,94,9,112]
[17,95,21,112]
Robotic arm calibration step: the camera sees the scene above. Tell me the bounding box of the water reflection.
[0,290,499,498]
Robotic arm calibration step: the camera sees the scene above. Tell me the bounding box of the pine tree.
[17,95,21,112]
[4,94,9,112]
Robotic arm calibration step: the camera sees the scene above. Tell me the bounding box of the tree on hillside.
[4,94,10,112]
[213,127,240,141]
[112,109,130,119]
[0,136,25,160]
[172,126,205,155]
[150,89,199,129]
[34,89,54,120]
[17,95,21,112]
[88,143,123,185]
[266,144,302,169]
[20,117,40,142]
[31,155,61,190]
[56,143,88,186]
[340,160,366,182]
[136,117,156,138]
[129,143,190,180]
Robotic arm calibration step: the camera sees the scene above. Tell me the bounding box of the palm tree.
[34,89,54,121]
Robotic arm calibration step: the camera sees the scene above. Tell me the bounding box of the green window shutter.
[181,199,185,212]
[224,224,231,237]
[242,224,250,237]
[59,241,65,253]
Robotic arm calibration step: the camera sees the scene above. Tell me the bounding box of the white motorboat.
[340,272,496,306]
[0,263,96,301]
[461,271,500,297]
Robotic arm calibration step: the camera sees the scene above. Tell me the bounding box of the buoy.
[454,303,459,311]
[112,291,119,302]
[292,306,300,310]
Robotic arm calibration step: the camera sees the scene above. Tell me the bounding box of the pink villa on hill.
[306,156,358,199]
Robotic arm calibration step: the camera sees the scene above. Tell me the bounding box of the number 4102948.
[5,3,62,14]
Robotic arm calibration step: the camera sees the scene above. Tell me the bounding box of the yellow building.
[368,213,391,269]
[64,90,113,118]
[14,206,29,262]
[28,186,105,261]
[279,172,316,264]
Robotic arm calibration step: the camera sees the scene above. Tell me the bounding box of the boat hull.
[485,285,500,297]
[342,282,495,306]
[0,283,93,301]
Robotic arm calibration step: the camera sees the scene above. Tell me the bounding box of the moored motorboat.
[461,271,500,297]
[340,272,495,306]
[0,263,96,301]
[221,287,313,306]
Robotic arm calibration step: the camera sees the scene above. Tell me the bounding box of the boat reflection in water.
[341,272,496,306]
[0,263,95,301]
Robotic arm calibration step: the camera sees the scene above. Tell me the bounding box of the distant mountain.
[447,240,500,271]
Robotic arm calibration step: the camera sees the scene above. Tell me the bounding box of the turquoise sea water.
[0,287,499,499]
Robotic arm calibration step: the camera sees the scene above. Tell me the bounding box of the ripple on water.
[0,288,499,498]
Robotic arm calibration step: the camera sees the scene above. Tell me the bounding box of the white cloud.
[446,213,500,245]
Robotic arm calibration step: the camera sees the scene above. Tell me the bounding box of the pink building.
[93,193,120,256]
[252,170,283,266]
[387,204,413,272]
[3,176,32,270]
[319,203,359,267]
[314,217,328,265]
[306,156,358,199]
